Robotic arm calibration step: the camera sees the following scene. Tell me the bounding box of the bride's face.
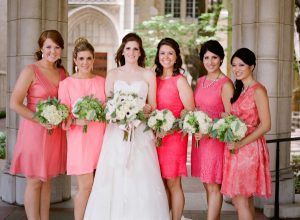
[123,41,141,64]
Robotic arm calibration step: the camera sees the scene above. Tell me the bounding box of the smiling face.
[158,45,176,70]
[41,38,62,63]
[74,50,94,74]
[122,41,141,64]
[202,50,222,75]
[231,57,254,81]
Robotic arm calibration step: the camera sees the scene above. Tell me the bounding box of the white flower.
[231,119,247,139]
[41,105,62,125]
[212,118,225,130]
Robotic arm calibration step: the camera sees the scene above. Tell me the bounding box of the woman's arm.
[105,69,117,98]
[10,65,37,122]
[177,75,195,111]
[235,86,271,149]
[144,69,157,110]
[221,80,234,114]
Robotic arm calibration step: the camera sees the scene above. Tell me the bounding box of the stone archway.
[68,6,120,76]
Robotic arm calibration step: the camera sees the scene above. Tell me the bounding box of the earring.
[41,51,44,58]
[75,66,78,73]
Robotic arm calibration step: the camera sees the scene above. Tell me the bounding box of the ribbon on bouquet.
[118,120,141,168]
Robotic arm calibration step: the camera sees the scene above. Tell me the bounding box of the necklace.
[241,80,255,94]
[202,72,221,89]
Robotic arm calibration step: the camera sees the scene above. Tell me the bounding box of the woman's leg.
[40,180,52,220]
[232,195,254,220]
[203,183,222,220]
[24,178,42,220]
[166,177,184,220]
[74,173,94,220]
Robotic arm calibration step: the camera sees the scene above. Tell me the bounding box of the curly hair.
[154,38,184,77]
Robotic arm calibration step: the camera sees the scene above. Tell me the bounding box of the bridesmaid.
[191,40,234,220]
[58,38,106,220]
[154,38,195,220]
[10,30,67,220]
[221,48,272,220]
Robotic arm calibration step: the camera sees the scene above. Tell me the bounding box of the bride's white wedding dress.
[84,80,170,220]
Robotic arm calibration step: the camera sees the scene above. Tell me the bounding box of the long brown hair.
[115,33,146,67]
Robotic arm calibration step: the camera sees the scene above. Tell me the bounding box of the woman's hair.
[199,40,225,63]
[115,32,146,67]
[73,37,95,59]
[230,47,256,103]
[154,37,184,77]
[35,30,64,67]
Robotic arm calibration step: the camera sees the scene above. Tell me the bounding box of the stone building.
[0,0,298,218]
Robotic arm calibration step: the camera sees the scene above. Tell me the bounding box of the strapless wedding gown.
[84,80,170,220]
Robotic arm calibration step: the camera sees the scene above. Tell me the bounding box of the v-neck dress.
[10,64,67,181]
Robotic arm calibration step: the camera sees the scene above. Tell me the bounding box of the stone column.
[231,0,295,208]
[1,0,70,205]
[0,0,7,111]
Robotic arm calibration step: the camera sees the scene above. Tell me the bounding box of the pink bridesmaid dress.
[10,64,67,181]
[58,76,106,175]
[191,76,230,184]
[156,74,188,178]
[221,83,272,198]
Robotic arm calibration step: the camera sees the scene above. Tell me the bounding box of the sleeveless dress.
[84,80,170,220]
[191,76,230,184]
[10,64,67,181]
[221,83,272,198]
[156,75,188,178]
[58,76,106,175]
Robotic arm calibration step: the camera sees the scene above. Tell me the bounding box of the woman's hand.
[143,104,152,118]
[227,141,242,154]
[220,112,230,118]
[73,119,89,126]
[40,123,56,130]
[194,132,210,140]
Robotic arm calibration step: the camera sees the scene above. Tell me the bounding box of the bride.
[84,33,170,220]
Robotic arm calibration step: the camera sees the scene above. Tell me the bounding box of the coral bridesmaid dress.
[156,74,188,178]
[221,83,272,198]
[10,64,67,181]
[191,76,230,184]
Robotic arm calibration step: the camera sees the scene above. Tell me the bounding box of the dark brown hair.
[154,38,183,77]
[115,33,146,67]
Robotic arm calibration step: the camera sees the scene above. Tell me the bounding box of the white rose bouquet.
[105,91,145,141]
[179,111,212,147]
[35,97,69,134]
[146,109,176,147]
[210,115,248,153]
[72,95,106,133]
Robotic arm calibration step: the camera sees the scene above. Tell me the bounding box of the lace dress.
[221,83,272,198]
[191,76,230,184]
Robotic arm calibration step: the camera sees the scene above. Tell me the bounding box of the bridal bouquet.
[105,90,145,141]
[35,97,69,134]
[72,95,106,133]
[179,111,212,147]
[210,115,247,152]
[146,109,176,147]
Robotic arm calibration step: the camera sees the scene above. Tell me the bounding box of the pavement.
[0,118,295,220]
